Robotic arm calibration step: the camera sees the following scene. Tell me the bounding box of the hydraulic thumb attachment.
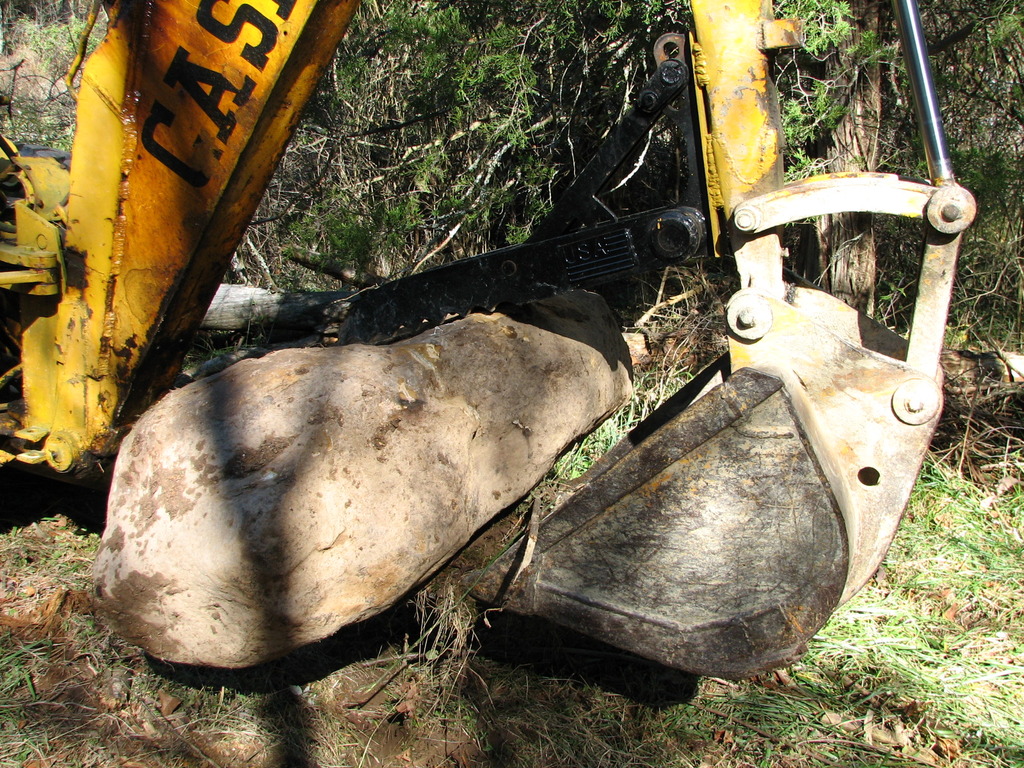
[468,208,973,678]
[467,264,956,678]
[468,0,976,678]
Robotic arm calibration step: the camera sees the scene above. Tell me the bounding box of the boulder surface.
[94,292,631,667]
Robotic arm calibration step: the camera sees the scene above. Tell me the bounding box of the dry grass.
[2,289,1022,767]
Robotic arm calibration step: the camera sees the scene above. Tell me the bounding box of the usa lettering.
[141,0,294,187]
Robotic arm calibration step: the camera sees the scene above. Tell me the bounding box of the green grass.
[2,459,1022,767]
[666,460,1024,768]
[2,391,1023,768]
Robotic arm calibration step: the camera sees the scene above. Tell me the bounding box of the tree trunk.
[802,0,885,315]
[95,292,633,667]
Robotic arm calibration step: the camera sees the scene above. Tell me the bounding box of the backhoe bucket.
[470,264,962,679]
[470,363,848,679]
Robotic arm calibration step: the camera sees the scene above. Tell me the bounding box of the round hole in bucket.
[858,467,881,487]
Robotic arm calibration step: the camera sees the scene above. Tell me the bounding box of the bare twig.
[143,700,229,768]
[64,0,103,95]
[635,288,699,327]
[348,660,409,709]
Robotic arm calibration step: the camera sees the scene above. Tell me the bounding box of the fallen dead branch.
[200,284,352,332]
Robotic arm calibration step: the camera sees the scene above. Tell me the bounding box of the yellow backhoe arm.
[469,0,975,676]
[695,0,974,600]
[4,0,359,480]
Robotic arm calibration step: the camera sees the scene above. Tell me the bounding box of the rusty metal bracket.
[759,18,804,51]
[730,173,976,379]
[732,173,935,234]
[907,188,975,375]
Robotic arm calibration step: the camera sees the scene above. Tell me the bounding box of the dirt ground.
[0,467,705,768]
[3,456,1021,768]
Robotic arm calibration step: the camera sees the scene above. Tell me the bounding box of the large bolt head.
[726,292,773,342]
[733,205,761,233]
[44,431,81,473]
[891,378,941,425]
[926,185,976,235]
[646,209,706,262]
[660,60,684,85]
[637,90,660,113]
[940,203,962,223]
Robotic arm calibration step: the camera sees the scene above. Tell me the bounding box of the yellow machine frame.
[3,0,360,479]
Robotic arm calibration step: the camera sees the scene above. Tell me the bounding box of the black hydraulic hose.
[892,0,955,184]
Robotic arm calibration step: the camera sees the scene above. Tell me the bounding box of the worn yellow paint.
[759,18,804,50]
[691,0,784,215]
[0,149,68,297]
[688,33,724,257]
[732,173,936,234]
[20,5,131,469]
[11,0,361,476]
[0,152,68,463]
[12,157,69,218]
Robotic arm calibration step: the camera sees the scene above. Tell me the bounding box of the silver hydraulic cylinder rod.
[892,0,955,184]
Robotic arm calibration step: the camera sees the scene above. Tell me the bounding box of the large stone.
[94,292,631,667]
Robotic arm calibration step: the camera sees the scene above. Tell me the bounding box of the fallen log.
[95,292,632,668]
[940,348,1024,392]
[201,283,352,331]
[202,286,1024,388]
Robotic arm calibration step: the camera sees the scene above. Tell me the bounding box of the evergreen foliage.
[0,0,1019,342]
[251,0,693,285]
[927,2,1024,345]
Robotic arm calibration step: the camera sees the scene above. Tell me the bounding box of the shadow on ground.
[148,600,423,693]
[474,611,700,709]
[149,603,697,691]
[3,463,703,767]
[0,466,107,532]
